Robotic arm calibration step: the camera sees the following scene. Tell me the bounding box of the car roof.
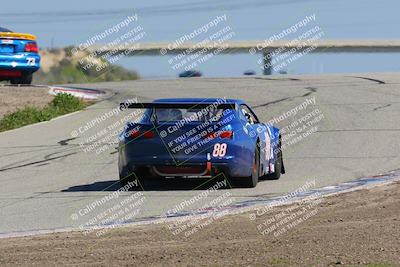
[153,98,244,104]
[0,27,12,32]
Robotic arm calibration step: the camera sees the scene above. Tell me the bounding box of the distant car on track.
[179,70,202,78]
[243,70,256,76]
[118,98,285,189]
[0,27,40,84]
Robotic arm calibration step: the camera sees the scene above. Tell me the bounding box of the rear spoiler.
[0,32,37,41]
[120,102,236,110]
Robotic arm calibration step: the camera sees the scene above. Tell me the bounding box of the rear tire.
[266,150,282,180]
[9,73,32,85]
[119,171,136,187]
[20,73,33,85]
[10,78,19,85]
[240,147,260,188]
[119,167,142,188]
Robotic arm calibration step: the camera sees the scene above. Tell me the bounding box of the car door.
[239,104,275,175]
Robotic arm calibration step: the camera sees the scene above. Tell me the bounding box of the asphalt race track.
[1,73,399,236]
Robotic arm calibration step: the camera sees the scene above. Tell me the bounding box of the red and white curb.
[48,86,106,100]
[0,84,106,100]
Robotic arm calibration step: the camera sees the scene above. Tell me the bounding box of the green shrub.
[0,93,88,132]
[49,93,85,113]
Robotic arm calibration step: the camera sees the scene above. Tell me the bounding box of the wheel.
[9,73,32,85]
[20,73,33,85]
[119,166,140,187]
[120,168,151,190]
[240,146,260,188]
[266,149,282,180]
[119,171,136,187]
[10,78,19,85]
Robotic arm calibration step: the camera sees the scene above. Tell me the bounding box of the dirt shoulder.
[0,182,399,267]
[0,86,53,119]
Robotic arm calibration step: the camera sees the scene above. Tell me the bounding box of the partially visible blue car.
[0,27,41,84]
[118,98,285,189]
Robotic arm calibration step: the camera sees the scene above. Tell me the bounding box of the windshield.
[154,108,225,123]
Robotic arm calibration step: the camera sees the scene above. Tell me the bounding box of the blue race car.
[118,98,285,188]
[0,27,41,84]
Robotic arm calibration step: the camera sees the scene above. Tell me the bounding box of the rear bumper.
[122,156,250,179]
[0,69,22,77]
[0,53,40,73]
[123,162,232,178]
[119,138,255,178]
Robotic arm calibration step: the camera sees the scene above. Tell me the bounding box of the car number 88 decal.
[212,143,227,157]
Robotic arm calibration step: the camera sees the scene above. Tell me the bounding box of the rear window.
[154,108,225,123]
[0,27,12,32]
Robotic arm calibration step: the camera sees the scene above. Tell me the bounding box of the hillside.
[33,47,139,84]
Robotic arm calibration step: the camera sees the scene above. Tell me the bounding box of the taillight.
[219,131,233,139]
[143,131,155,139]
[25,42,38,53]
[130,130,140,138]
[204,131,233,139]
[130,130,155,139]
[205,132,218,139]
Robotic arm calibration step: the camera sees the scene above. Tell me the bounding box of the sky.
[1,0,399,78]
